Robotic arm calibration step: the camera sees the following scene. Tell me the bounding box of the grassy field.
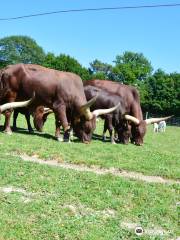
[0,115,179,240]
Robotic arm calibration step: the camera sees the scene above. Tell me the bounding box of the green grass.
[0,115,179,179]
[0,155,179,240]
[0,115,179,239]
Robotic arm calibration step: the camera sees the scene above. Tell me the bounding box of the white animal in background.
[158,121,166,132]
[153,122,159,132]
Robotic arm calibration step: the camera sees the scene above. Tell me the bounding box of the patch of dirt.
[62,203,115,219]
[19,154,180,185]
[0,186,35,196]
[0,186,36,204]
[20,196,32,203]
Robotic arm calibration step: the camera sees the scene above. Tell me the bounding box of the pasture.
[0,115,179,240]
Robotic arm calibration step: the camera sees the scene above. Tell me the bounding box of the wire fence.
[166,117,180,126]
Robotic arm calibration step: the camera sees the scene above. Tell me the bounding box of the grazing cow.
[0,64,119,143]
[84,80,172,145]
[84,85,130,144]
[153,123,159,132]
[158,121,166,132]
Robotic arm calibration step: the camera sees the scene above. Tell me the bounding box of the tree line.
[0,35,179,116]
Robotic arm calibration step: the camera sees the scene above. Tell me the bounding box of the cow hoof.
[28,129,34,133]
[56,137,63,142]
[4,130,12,135]
[111,141,116,144]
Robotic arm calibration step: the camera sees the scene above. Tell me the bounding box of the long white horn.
[124,115,140,125]
[81,95,98,111]
[93,102,120,117]
[0,99,32,112]
[145,115,173,125]
[44,107,50,111]
[0,92,35,112]
[44,108,53,114]
[80,95,98,120]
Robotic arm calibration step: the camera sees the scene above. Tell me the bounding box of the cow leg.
[25,112,34,133]
[107,117,116,144]
[114,129,118,140]
[130,124,136,144]
[103,116,115,144]
[102,118,108,141]
[53,102,70,142]
[69,128,74,141]
[4,110,13,134]
[55,118,63,142]
[13,110,18,131]
[63,128,71,142]
[3,93,17,134]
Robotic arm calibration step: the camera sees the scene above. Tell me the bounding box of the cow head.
[116,119,132,144]
[124,115,173,146]
[73,97,120,143]
[130,120,147,146]
[33,106,53,132]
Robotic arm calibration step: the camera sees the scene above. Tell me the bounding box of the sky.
[0,0,180,73]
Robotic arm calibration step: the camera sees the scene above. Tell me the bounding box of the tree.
[43,53,90,80]
[0,35,45,66]
[110,64,136,83]
[42,52,57,69]
[170,72,180,116]
[89,59,112,79]
[144,69,180,115]
[112,51,153,84]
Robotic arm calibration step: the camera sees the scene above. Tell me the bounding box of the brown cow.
[84,80,172,145]
[84,85,129,144]
[0,64,119,143]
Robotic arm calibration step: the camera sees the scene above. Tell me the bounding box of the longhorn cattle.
[0,64,119,143]
[84,85,130,144]
[84,80,172,145]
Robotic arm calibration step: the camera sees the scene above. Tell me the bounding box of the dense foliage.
[43,53,90,80]
[143,70,180,115]
[0,35,179,116]
[0,36,45,66]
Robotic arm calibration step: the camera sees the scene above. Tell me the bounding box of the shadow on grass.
[17,128,57,140]
[0,125,110,143]
[71,133,108,143]
[0,126,56,141]
[92,133,110,142]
